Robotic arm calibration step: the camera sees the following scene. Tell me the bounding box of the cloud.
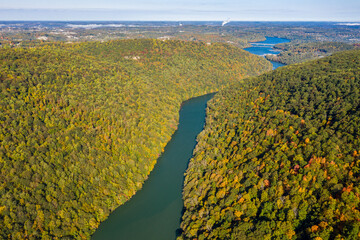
[336,23,360,26]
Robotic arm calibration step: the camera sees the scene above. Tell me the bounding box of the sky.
[0,0,359,21]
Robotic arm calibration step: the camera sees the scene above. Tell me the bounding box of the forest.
[180,50,360,240]
[0,39,270,239]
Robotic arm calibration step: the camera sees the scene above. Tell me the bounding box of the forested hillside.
[0,39,270,239]
[180,50,360,240]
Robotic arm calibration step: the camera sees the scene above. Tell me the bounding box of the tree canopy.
[180,50,360,240]
[0,39,270,239]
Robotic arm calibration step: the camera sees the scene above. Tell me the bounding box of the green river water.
[92,93,215,240]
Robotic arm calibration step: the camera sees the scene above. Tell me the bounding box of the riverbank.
[91,38,277,240]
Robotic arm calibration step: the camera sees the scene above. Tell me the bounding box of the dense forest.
[0,39,271,239]
[265,42,357,65]
[180,50,360,239]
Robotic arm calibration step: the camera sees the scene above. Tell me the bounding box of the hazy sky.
[1,0,359,21]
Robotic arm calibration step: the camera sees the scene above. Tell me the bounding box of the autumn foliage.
[180,50,360,239]
[0,39,270,239]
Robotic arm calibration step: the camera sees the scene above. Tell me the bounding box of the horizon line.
[1,20,360,22]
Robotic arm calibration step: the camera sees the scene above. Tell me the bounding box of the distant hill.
[0,39,270,239]
[265,42,357,64]
[180,50,360,240]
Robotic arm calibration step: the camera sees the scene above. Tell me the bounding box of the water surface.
[244,37,290,69]
[92,93,214,240]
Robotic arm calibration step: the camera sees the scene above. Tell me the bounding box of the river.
[92,37,288,240]
[92,93,215,240]
[244,37,290,69]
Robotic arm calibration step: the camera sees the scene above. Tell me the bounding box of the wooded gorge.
[180,50,360,240]
[0,39,271,239]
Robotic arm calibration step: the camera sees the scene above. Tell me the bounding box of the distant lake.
[244,37,290,69]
